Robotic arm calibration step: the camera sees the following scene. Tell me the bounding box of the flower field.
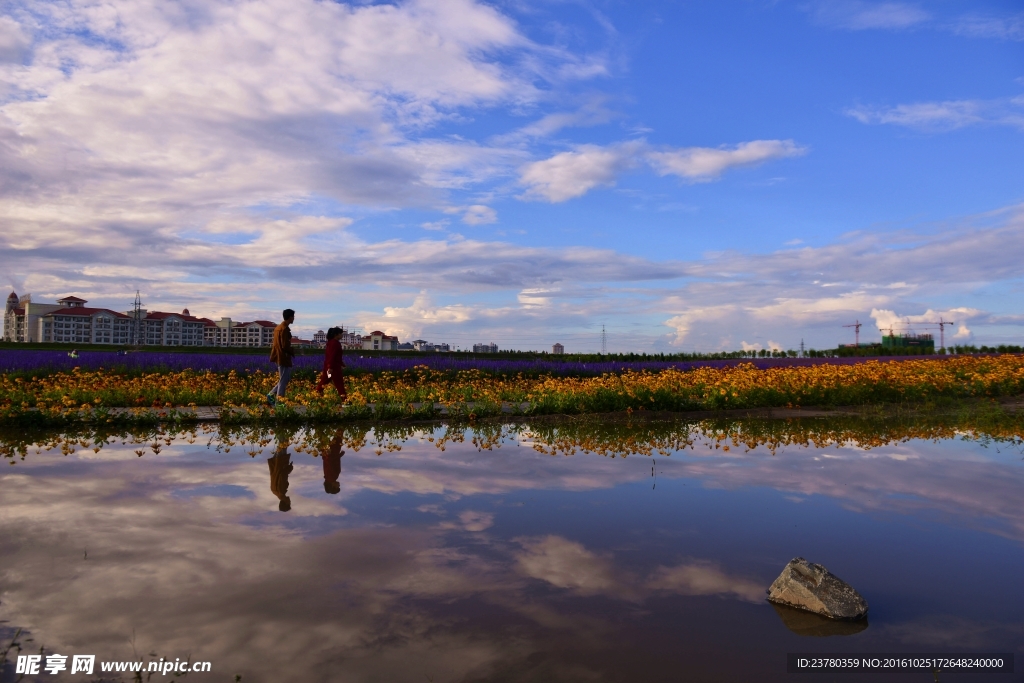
[0,347,948,378]
[1,354,1023,424]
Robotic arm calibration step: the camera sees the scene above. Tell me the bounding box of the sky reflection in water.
[1,419,1022,682]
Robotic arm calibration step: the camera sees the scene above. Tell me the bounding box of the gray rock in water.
[766,557,868,620]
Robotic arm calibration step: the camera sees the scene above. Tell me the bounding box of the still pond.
[1,416,1022,682]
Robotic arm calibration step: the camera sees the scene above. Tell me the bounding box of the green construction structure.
[881,332,935,353]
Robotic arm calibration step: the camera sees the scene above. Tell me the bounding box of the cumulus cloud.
[519,139,805,202]
[461,204,498,225]
[0,0,599,289]
[519,143,639,202]
[646,140,807,181]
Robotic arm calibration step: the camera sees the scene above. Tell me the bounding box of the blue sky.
[1,0,1022,351]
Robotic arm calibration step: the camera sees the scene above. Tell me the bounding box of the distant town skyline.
[1,0,1021,352]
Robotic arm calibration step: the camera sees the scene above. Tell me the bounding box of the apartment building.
[4,293,271,347]
[361,330,399,351]
[203,317,276,347]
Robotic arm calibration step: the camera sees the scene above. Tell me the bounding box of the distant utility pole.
[601,324,606,355]
[131,290,143,348]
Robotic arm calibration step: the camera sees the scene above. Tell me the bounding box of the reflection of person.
[268,441,293,512]
[323,433,344,494]
[267,308,295,405]
[315,327,347,401]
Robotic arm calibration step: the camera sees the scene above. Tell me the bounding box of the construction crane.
[843,320,863,346]
[926,318,955,351]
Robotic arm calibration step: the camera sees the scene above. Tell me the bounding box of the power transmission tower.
[131,290,143,348]
[601,324,606,355]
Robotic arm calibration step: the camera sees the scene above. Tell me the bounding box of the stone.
[766,557,868,620]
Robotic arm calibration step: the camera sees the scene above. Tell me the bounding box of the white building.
[4,292,272,347]
[202,317,276,347]
[361,330,399,351]
[552,343,564,354]
[473,342,498,353]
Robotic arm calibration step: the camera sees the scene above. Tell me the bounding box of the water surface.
[1,417,1022,682]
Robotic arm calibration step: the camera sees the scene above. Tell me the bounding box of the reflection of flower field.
[2,409,1022,463]
[2,356,1024,424]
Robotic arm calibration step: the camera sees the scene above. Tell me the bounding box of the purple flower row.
[0,348,946,376]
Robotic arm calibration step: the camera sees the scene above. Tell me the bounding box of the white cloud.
[646,140,807,181]
[519,143,638,202]
[810,1,930,30]
[369,292,479,339]
[519,139,805,202]
[954,324,973,340]
[496,98,619,142]
[462,205,498,225]
[953,13,1024,41]
[847,98,1024,131]
[0,0,600,281]
[0,16,30,63]
[869,308,981,344]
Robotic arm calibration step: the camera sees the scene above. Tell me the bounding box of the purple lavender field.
[0,348,945,377]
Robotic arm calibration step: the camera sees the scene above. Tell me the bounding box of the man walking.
[267,308,295,405]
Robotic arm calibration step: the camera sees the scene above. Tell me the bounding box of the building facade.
[4,293,274,347]
[361,330,399,351]
[473,343,498,353]
[203,318,276,347]
[552,343,564,354]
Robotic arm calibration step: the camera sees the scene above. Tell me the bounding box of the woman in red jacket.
[315,327,347,401]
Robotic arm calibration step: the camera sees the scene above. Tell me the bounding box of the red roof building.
[3,293,277,347]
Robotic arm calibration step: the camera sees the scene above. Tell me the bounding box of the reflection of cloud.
[516,536,765,604]
[515,535,620,595]
[458,510,494,531]
[647,561,765,603]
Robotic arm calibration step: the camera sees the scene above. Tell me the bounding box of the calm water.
[1,418,1022,682]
